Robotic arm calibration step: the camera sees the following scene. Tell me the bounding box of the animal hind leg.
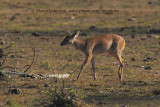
[115,51,124,80]
[91,57,96,80]
[120,56,124,80]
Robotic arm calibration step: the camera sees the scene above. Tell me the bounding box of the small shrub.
[50,80,78,107]
[69,89,76,101]
[51,89,75,107]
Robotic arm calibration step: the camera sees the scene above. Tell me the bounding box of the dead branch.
[1,43,16,50]
[0,51,15,68]
[0,43,15,59]
[1,70,70,79]
[0,49,3,58]
[23,47,35,73]
[0,54,7,67]
[1,66,19,70]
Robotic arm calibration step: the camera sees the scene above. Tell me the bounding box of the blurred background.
[0,0,160,36]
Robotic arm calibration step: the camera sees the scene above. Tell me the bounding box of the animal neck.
[73,38,85,50]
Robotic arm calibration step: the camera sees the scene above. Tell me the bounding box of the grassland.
[0,0,160,107]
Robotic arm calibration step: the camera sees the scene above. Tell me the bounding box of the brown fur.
[61,32,125,81]
[73,34,125,57]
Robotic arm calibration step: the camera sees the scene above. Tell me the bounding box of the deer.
[60,31,125,81]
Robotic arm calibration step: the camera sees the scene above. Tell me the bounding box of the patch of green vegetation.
[0,6,9,10]
[49,79,79,107]
[79,89,88,100]
[6,99,24,107]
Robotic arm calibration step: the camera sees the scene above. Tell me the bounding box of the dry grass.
[0,33,160,106]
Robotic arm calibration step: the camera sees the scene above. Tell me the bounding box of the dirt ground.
[0,33,160,107]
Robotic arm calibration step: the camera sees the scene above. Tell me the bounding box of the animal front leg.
[77,56,92,80]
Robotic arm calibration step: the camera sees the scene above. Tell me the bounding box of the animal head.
[60,31,80,46]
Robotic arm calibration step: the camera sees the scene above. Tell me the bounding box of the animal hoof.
[119,75,121,79]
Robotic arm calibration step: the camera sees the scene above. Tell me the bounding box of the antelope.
[60,31,125,81]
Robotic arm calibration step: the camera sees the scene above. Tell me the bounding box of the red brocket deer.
[60,31,125,81]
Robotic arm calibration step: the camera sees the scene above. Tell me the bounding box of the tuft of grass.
[6,99,23,107]
[40,61,53,72]
[50,80,79,107]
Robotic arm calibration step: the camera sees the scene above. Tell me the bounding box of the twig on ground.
[0,54,7,67]
[0,49,3,58]
[24,47,35,73]
[0,43,16,50]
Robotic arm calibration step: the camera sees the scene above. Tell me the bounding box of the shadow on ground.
[84,92,160,107]
[1,25,160,37]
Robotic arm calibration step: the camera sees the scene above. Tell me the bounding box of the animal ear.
[75,31,80,38]
[67,30,73,36]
